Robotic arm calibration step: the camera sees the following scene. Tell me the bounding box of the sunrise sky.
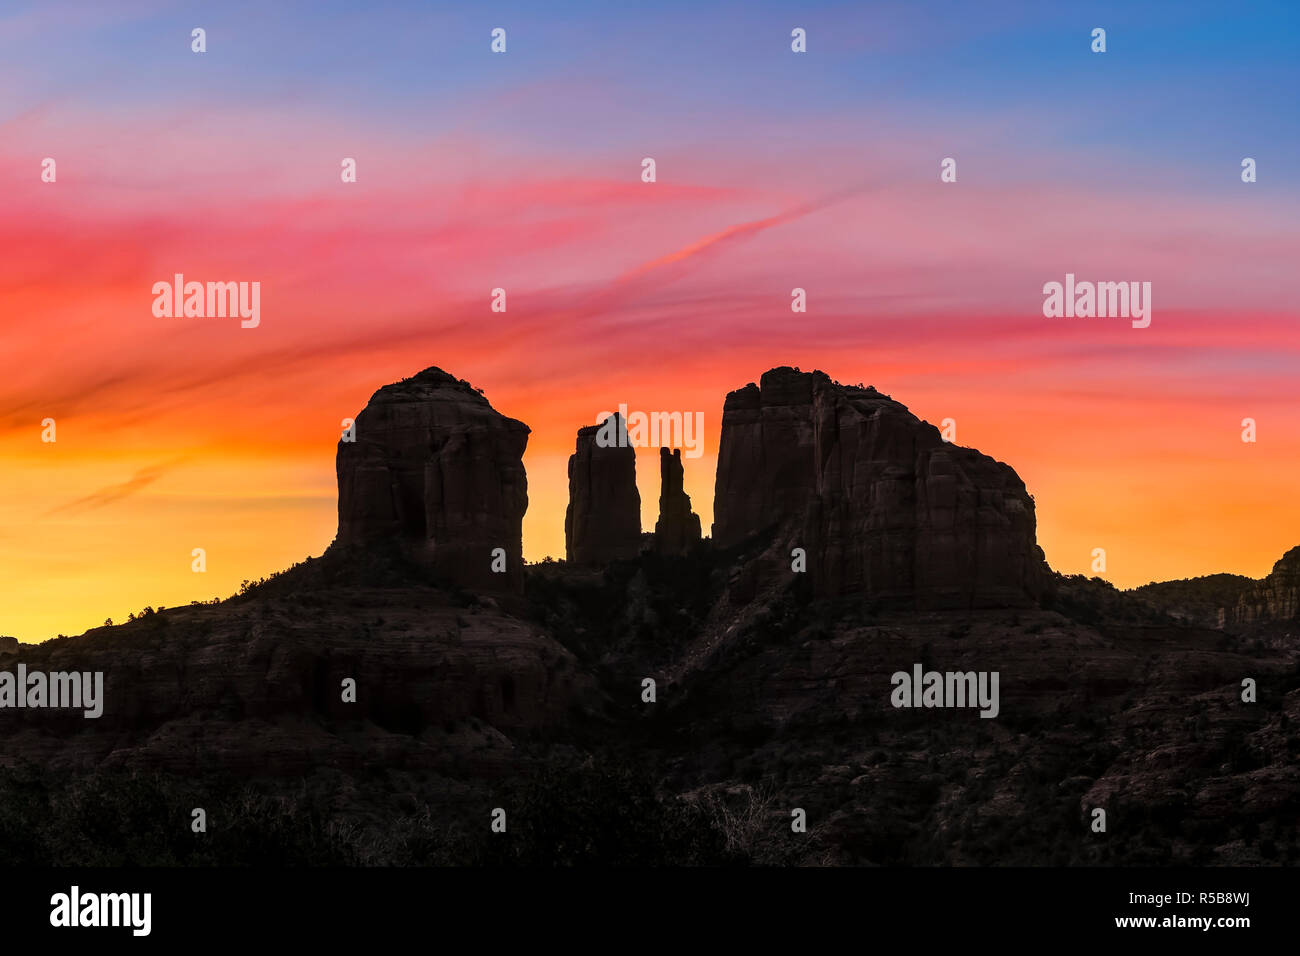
[2,0,1299,641]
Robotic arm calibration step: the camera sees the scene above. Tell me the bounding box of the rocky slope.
[0,556,593,775]
[661,602,1299,865]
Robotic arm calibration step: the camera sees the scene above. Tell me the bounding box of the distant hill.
[1130,573,1257,628]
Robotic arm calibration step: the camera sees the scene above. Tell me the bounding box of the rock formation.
[1227,545,1300,624]
[712,367,1046,608]
[3,362,1298,867]
[335,367,529,592]
[565,413,641,565]
[654,447,701,555]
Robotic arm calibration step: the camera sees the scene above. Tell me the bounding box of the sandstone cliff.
[335,367,529,592]
[565,414,641,565]
[1228,546,1300,624]
[712,367,1046,608]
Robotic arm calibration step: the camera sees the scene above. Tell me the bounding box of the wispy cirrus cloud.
[43,459,186,516]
